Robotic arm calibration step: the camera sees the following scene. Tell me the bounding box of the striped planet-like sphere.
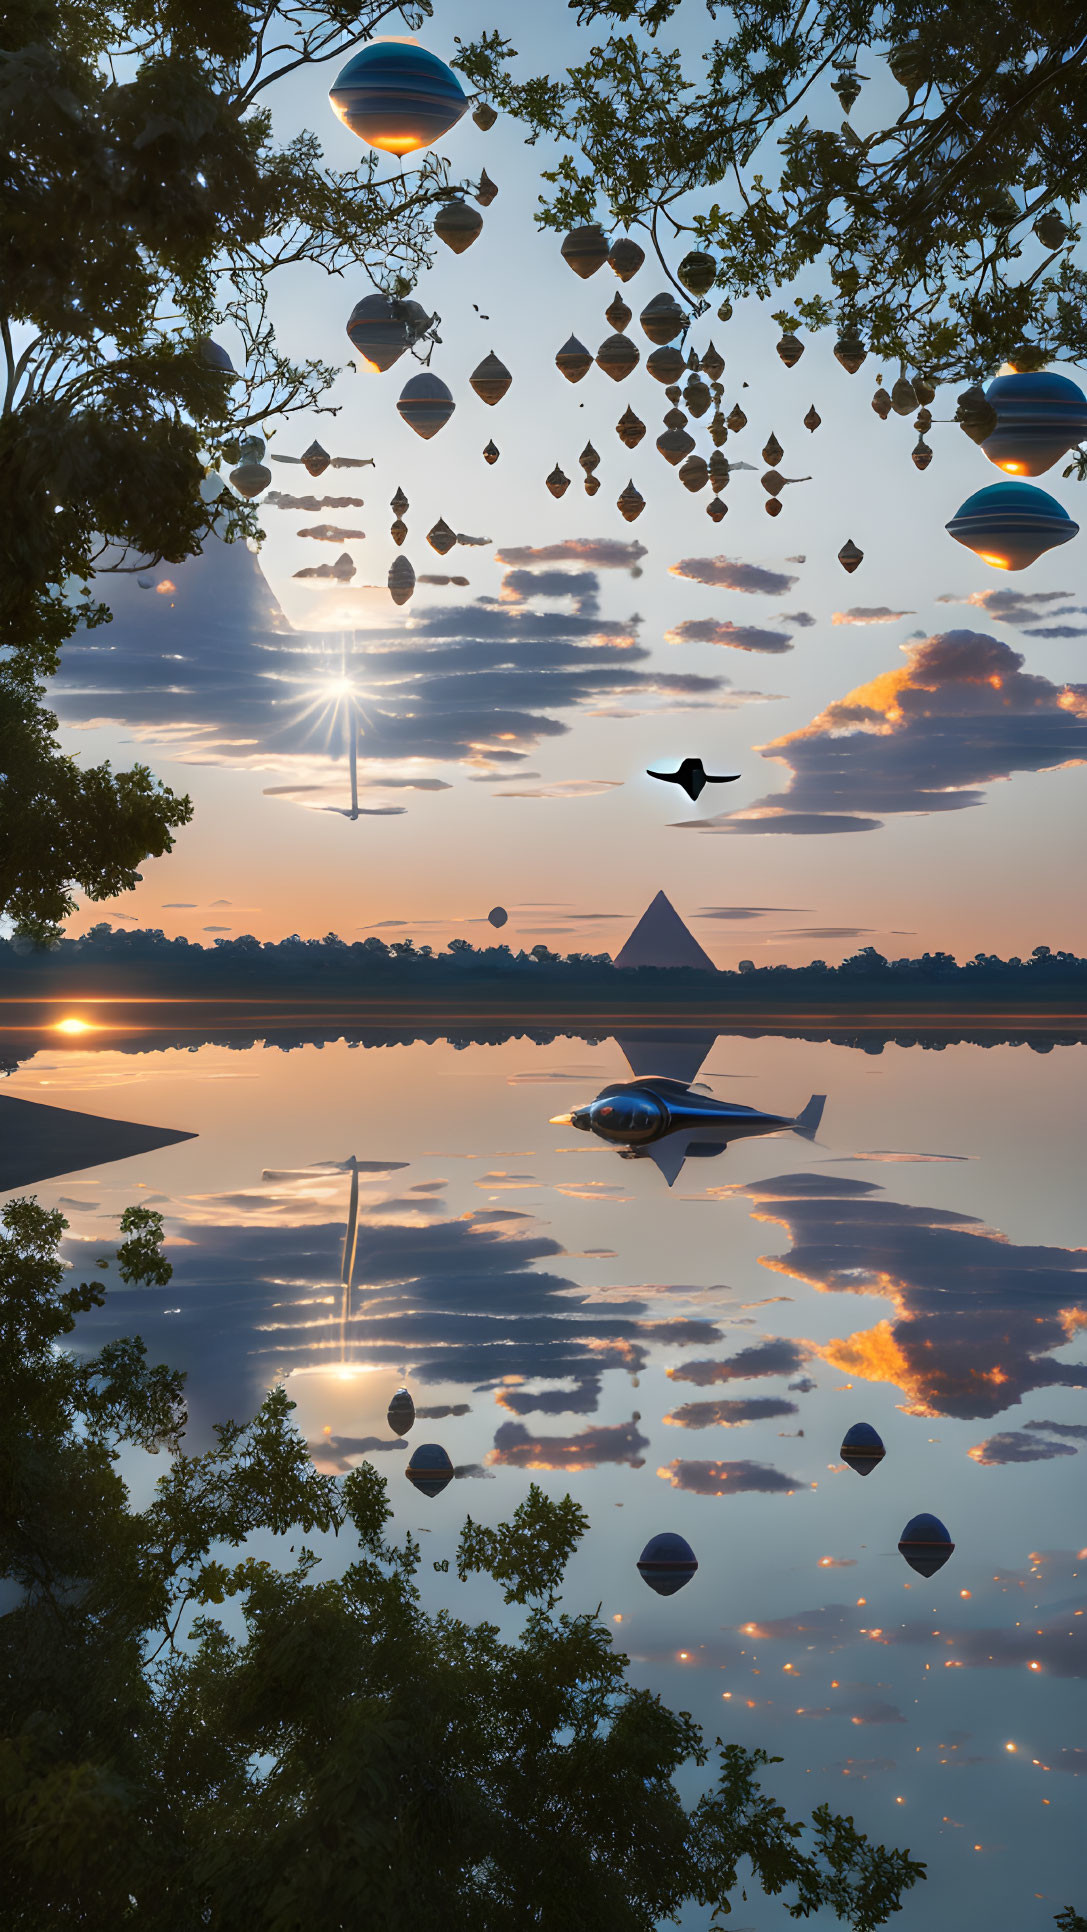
[487,906,508,928]
[981,372,1087,477]
[388,555,416,605]
[637,1532,698,1596]
[840,1421,885,1476]
[469,351,512,405]
[945,480,1078,571]
[406,1442,455,1497]
[397,372,455,439]
[898,1512,955,1577]
[329,42,468,155]
[387,1387,416,1436]
[346,293,431,373]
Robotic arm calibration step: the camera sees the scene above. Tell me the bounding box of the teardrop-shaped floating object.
[434,198,483,253]
[707,495,728,522]
[476,168,498,206]
[427,517,456,555]
[405,1442,454,1497]
[596,332,640,381]
[727,403,747,433]
[470,350,512,404]
[388,554,416,605]
[708,451,730,492]
[646,345,685,384]
[546,465,570,498]
[397,371,455,439]
[717,299,733,322]
[482,440,500,465]
[663,406,688,430]
[838,539,863,572]
[605,292,632,333]
[555,334,593,383]
[762,468,786,496]
[640,291,687,344]
[391,517,407,546]
[584,474,601,496]
[473,102,497,131]
[709,411,728,447]
[616,407,646,449]
[804,404,821,433]
[301,440,331,476]
[914,375,936,405]
[677,249,717,297]
[776,332,804,368]
[840,1422,884,1475]
[388,1387,416,1436]
[679,454,709,493]
[617,480,645,522]
[561,224,609,279]
[390,486,409,515]
[656,426,696,465]
[834,331,867,373]
[684,376,712,418]
[871,384,893,420]
[229,460,271,500]
[898,1512,954,1577]
[891,375,918,415]
[608,235,645,281]
[579,441,601,473]
[637,1531,698,1596]
[912,436,933,471]
[762,432,784,466]
[700,340,724,381]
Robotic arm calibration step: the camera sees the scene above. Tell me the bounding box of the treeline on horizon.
[7,926,1087,1003]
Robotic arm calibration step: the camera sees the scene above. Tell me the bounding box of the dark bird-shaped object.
[647,758,739,801]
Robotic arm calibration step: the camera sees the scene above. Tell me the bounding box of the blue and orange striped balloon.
[330,42,469,155]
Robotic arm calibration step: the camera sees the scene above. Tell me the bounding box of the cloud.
[665,618,794,654]
[696,905,808,920]
[264,493,365,510]
[418,574,469,587]
[416,1402,472,1419]
[657,1458,805,1495]
[492,778,623,799]
[500,568,600,615]
[663,1397,800,1428]
[293,552,355,581]
[669,556,799,595]
[162,902,197,908]
[778,610,816,628]
[297,525,366,542]
[1055,1750,1087,1775]
[681,630,1087,836]
[936,589,1077,626]
[488,1418,649,1470]
[203,924,231,932]
[495,539,646,573]
[1022,1418,1087,1439]
[967,1430,1078,1465]
[831,608,915,625]
[667,1340,808,1385]
[455,533,491,547]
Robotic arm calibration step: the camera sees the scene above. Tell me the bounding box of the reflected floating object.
[616,407,646,449]
[979,371,1087,476]
[301,440,330,477]
[898,1512,955,1577]
[700,340,725,381]
[397,371,455,439]
[831,64,866,114]
[762,432,784,466]
[546,464,570,498]
[405,1442,455,1497]
[888,39,926,91]
[717,298,733,322]
[834,331,867,373]
[707,495,727,521]
[804,404,821,432]
[637,1531,698,1597]
[708,450,730,492]
[390,486,409,515]
[1033,210,1070,250]
[469,351,512,404]
[777,332,804,368]
[945,480,1078,570]
[482,439,500,465]
[434,197,482,253]
[679,454,709,493]
[871,381,892,420]
[388,1387,416,1436]
[229,436,271,499]
[891,376,918,416]
[761,469,786,496]
[657,426,695,466]
[596,332,640,381]
[677,249,716,297]
[765,496,782,516]
[840,1421,885,1476]
[640,292,687,344]
[329,41,468,154]
[647,757,739,801]
[388,554,416,605]
[584,474,601,496]
[956,383,999,445]
[473,100,497,131]
[555,334,593,383]
[914,375,935,405]
[561,224,609,279]
[427,517,456,555]
[838,538,863,572]
[579,441,601,474]
[727,403,747,432]
[391,516,407,545]
[488,906,508,928]
[476,168,499,206]
[912,435,933,471]
[558,1076,826,1186]
[617,480,645,522]
[915,406,933,433]
[605,292,633,333]
[684,374,711,418]
[197,335,235,376]
[646,345,685,385]
[609,235,645,281]
[708,411,728,447]
[347,292,433,372]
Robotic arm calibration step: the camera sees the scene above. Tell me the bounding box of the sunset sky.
[53,2,1087,967]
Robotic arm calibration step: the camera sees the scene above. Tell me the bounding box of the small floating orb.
[387,1387,415,1436]
[405,1442,455,1496]
[329,42,469,155]
[945,480,1078,571]
[397,371,455,439]
[840,1421,885,1476]
[637,1532,698,1597]
[677,249,717,297]
[487,906,508,930]
[980,371,1087,477]
[898,1512,955,1577]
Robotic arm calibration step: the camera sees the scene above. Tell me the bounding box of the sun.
[55,1017,92,1036]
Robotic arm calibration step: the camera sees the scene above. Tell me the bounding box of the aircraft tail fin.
[793,1094,826,1142]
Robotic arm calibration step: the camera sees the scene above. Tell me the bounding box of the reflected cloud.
[488,1417,649,1469]
[667,1340,808,1386]
[663,1397,799,1428]
[657,1458,805,1495]
[665,619,794,654]
[495,539,646,573]
[831,609,914,625]
[669,557,799,595]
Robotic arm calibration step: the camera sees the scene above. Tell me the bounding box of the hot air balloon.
[389,554,416,605]
[717,299,733,322]
[912,436,933,471]
[488,906,508,928]
[434,198,482,253]
[888,40,925,91]
[707,497,727,521]
[898,1512,955,1577]
[804,404,821,432]
[197,335,236,376]
[579,442,600,474]
[640,292,687,344]
[561,224,609,279]
[390,486,409,515]
[546,465,571,498]
[834,331,867,373]
[657,426,696,465]
[229,435,271,499]
[945,480,1079,570]
[684,375,711,418]
[391,517,407,546]
[616,407,646,449]
[776,333,804,368]
[609,236,645,281]
[617,480,645,522]
[428,517,456,555]
[388,1387,416,1436]
[915,406,933,433]
[700,341,725,381]
[347,292,433,372]
[476,168,498,206]
[482,440,500,465]
[679,454,709,493]
[647,346,685,385]
[329,42,469,154]
[473,100,497,130]
[301,440,330,477]
[405,1442,455,1497]
[585,475,601,496]
[838,539,863,572]
[397,371,455,438]
[637,1531,698,1597]
[840,1422,885,1475]
[596,333,640,381]
[891,375,918,416]
[677,250,716,297]
[871,382,892,420]
[605,293,632,333]
[469,351,512,404]
[979,371,1087,476]
[555,335,593,383]
[914,376,935,405]
[708,450,729,492]
[762,432,784,466]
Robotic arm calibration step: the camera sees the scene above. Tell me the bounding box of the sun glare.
[55,1017,91,1036]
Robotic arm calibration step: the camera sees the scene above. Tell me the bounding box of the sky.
[52,0,1087,967]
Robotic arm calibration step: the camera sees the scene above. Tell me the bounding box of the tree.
[0,1196,929,1928]
[454,0,1087,381]
[2,0,462,941]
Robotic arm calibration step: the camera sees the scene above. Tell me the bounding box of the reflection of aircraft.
[553,1078,825,1186]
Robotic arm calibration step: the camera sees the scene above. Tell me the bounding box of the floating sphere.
[679,454,709,493]
[657,426,696,465]
[405,1442,455,1497]
[637,1532,698,1597]
[329,42,469,155]
[945,479,1079,571]
[891,376,918,416]
[979,371,1087,477]
[717,298,733,322]
[700,341,725,381]
[427,517,456,555]
[301,439,330,477]
[555,334,593,383]
[388,1387,416,1436]
[871,384,892,420]
[397,371,455,439]
[677,250,717,297]
[684,375,712,418]
[838,538,863,572]
[726,404,747,433]
[561,224,609,279]
[762,432,784,466]
[584,474,601,496]
[388,554,416,605]
[347,292,432,372]
[469,351,512,405]
[912,436,933,472]
[804,404,821,432]
[761,468,786,496]
[707,496,728,521]
[482,440,500,465]
[434,198,482,253]
[473,100,497,131]
[898,1512,955,1578]
[640,292,687,345]
[840,1421,885,1475]
[616,407,646,449]
[646,345,686,385]
[914,376,936,405]
[776,333,804,368]
[596,332,640,381]
[617,480,645,522]
[197,335,235,376]
[546,464,570,498]
[229,458,271,500]
[605,293,632,333]
[488,906,508,928]
[609,236,645,281]
[834,331,867,374]
[765,497,782,517]
[476,168,499,206]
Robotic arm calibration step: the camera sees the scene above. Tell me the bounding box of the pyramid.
[613,891,717,972]
[0,1095,196,1193]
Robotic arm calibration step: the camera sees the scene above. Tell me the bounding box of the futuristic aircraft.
[646,758,740,801]
[552,1077,825,1186]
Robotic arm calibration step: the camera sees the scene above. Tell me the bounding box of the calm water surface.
[6,1027,1086,1930]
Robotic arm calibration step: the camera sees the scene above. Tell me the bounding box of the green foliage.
[454,1,1087,380]
[0,1197,929,1927]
